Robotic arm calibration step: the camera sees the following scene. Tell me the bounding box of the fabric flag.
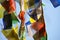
[24,0,29,10]
[0,4,5,18]
[24,0,32,35]
[1,0,16,13]
[27,0,47,40]
[19,24,26,40]
[18,0,26,40]
[1,0,47,40]
[3,12,19,29]
[18,11,26,40]
[2,24,19,40]
[18,11,25,24]
[11,12,19,24]
[2,0,19,29]
[2,0,20,40]
[50,0,60,8]
[28,0,45,23]
[24,0,47,40]
[3,11,12,29]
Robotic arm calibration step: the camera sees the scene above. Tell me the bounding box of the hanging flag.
[18,0,26,40]
[12,24,19,35]
[27,0,43,23]
[24,0,29,10]
[2,2,19,40]
[25,0,45,24]
[29,6,42,23]
[9,0,19,24]
[2,25,19,40]
[18,11,26,40]
[18,11,25,24]
[1,0,47,40]
[11,12,19,24]
[19,24,26,40]
[30,17,36,23]
[2,24,20,40]
[1,0,10,13]
[31,22,44,31]
[29,0,47,40]
[2,0,19,25]
[9,0,16,13]
[3,11,12,29]
[0,4,5,18]
[23,0,46,39]
[1,0,16,14]
[50,0,60,8]
[33,27,47,40]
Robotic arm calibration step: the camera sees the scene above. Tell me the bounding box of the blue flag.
[50,0,60,8]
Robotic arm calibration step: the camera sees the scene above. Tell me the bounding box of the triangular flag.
[2,25,19,40]
[1,0,16,14]
[50,0,60,8]
[0,4,5,18]
[11,12,19,24]
[19,24,26,40]
[3,11,12,29]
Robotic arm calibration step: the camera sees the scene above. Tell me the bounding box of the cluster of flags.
[0,0,48,40]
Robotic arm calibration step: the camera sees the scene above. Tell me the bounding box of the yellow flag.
[2,25,19,40]
[0,4,5,18]
[30,17,36,23]
[24,0,28,10]
[12,24,18,35]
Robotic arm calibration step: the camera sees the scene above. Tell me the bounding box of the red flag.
[31,22,44,31]
[2,0,16,14]
[18,11,25,24]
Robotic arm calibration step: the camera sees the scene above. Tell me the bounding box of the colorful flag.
[18,0,26,40]
[28,0,47,40]
[1,0,16,13]
[2,24,19,40]
[1,0,47,40]
[2,0,19,29]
